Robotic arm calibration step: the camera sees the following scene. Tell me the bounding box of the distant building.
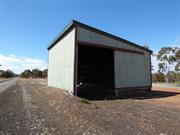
[47,20,152,97]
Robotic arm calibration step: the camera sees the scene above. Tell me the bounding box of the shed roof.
[47,20,153,53]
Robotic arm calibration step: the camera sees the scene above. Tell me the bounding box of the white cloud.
[0,54,47,74]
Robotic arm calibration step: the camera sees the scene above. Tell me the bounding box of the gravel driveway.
[0,78,180,135]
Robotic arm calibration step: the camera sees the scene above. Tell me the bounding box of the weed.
[80,98,91,104]
[79,98,100,109]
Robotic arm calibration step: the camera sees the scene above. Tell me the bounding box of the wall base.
[115,86,152,97]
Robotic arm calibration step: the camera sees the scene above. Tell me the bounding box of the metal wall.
[77,27,133,49]
[77,27,151,88]
[114,51,151,88]
[48,28,75,94]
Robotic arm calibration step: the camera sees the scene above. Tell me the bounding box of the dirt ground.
[0,78,10,84]
[0,78,179,135]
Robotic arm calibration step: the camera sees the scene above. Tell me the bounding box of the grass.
[79,98,100,109]
[80,98,91,104]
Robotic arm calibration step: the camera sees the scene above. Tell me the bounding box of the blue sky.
[0,0,179,73]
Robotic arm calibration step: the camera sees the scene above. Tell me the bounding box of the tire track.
[20,81,51,135]
[0,80,27,135]
[0,78,18,93]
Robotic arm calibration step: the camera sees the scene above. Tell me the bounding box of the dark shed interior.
[77,44,115,99]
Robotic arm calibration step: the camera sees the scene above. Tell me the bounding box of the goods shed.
[47,20,152,97]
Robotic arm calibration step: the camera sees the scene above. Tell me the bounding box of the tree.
[21,69,47,78]
[158,63,166,73]
[32,69,42,78]
[157,47,177,83]
[1,70,14,78]
[21,69,32,78]
[175,48,180,59]
[167,71,177,82]
[175,62,180,72]
[42,69,47,78]
[174,48,180,81]
[152,72,165,82]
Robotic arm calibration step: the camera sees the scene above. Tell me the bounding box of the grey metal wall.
[77,27,134,49]
[77,27,151,88]
[114,51,151,88]
[48,28,75,94]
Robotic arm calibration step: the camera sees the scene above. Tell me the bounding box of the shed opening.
[77,44,115,99]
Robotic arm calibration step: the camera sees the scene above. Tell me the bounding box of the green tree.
[152,72,165,82]
[175,48,180,59]
[32,69,42,78]
[167,71,176,82]
[1,70,14,78]
[175,48,180,81]
[21,69,32,78]
[42,69,47,78]
[157,47,177,83]
[175,62,180,72]
[158,63,166,73]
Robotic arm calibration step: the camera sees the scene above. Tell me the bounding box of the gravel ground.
[0,78,17,93]
[0,78,180,135]
[0,78,11,84]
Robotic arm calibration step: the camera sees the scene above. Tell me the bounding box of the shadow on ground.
[77,86,180,100]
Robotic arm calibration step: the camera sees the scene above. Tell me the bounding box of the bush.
[32,69,42,78]
[152,72,165,82]
[21,69,47,78]
[42,69,47,78]
[0,69,14,78]
[21,70,32,78]
[152,71,180,83]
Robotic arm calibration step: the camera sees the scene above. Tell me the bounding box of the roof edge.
[73,20,153,53]
[47,20,153,54]
[47,20,76,50]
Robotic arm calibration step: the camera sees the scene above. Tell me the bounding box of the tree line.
[21,69,47,78]
[0,69,15,78]
[152,46,180,83]
[0,69,47,78]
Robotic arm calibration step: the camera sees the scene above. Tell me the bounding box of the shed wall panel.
[48,28,75,94]
[77,26,151,88]
[77,27,116,48]
[114,51,151,88]
[77,27,136,50]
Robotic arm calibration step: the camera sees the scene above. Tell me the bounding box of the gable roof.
[47,20,153,53]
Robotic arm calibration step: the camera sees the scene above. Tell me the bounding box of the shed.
[47,20,152,97]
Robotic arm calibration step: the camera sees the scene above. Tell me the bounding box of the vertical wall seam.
[149,52,152,89]
[73,26,78,95]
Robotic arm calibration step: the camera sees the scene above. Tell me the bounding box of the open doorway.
[77,44,115,99]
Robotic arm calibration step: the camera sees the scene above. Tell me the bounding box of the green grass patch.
[79,98,100,109]
[80,98,91,104]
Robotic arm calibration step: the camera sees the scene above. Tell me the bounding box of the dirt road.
[0,79,180,135]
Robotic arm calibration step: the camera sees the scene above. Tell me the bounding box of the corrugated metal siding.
[114,50,151,88]
[77,26,151,88]
[77,27,134,50]
[48,28,75,94]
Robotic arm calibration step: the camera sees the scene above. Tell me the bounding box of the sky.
[0,0,179,73]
